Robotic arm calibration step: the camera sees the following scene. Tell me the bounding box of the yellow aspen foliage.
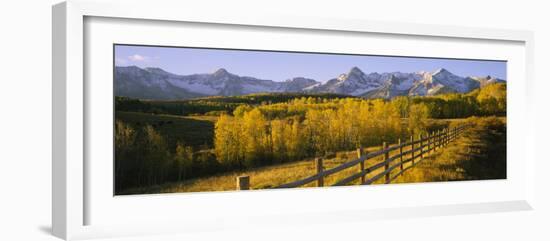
[476,83,506,115]
[408,103,430,136]
[242,109,270,167]
[270,119,287,163]
[214,114,243,167]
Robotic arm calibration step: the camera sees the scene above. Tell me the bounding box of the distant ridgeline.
[115,66,505,100]
[115,82,506,119]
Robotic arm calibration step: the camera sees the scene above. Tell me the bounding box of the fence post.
[445,128,449,145]
[451,127,454,141]
[442,129,445,146]
[419,134,423,159]
[398,138,403,171]
[445,128,449,146]
[430,131,435,153]
[442,129,445,147]
[436,130,440,149]
[357,147,365,184]
[454,127,457,141]
[383,142,390,183]
[410,135,415,165]
[432,131,437,152]
[452,127,454,142]
[236,175,250,190]
[315,157,324,187]
[427,132,432,154]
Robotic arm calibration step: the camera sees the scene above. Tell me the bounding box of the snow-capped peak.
[417,68,480,94]
[337,74,348,81]
[336,67,363,82]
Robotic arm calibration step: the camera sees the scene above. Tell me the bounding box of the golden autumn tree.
[408,103,430,136]
[139,125,170,185]
[304,108,333,155]
[356,100,374,146]
[214,114,243,167]
[270,119,287,163]
[284,117,307,160]
[242,109,270,167]
[114,120,136,191]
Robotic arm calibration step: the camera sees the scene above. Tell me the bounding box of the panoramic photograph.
[113,44,507,195]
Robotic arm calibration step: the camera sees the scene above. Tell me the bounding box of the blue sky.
[115,45,507,82]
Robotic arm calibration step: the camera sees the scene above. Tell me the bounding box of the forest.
[114,83,506,194]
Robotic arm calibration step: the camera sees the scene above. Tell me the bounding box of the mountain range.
[115,66,505,100]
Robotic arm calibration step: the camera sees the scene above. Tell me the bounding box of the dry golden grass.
[394,116,506,183]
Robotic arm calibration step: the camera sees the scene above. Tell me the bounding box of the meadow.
[115,111,217,149]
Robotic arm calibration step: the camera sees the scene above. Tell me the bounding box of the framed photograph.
[53,0,535,240]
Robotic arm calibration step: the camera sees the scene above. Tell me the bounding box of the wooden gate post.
[383,142,390,183]
[236,175,250,190]
[398,138,403,171]
[357,147,365,184]
[315,158,324,187]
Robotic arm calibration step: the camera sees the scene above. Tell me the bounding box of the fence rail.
[236,125,469,190]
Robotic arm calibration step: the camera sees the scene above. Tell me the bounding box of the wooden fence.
[236,125,469,190]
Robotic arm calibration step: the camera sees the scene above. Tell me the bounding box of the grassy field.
[118,117,505,194]
[394,116,506,183]
[115,111,218,149]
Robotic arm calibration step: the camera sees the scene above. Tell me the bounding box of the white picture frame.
[52,0,536,240]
